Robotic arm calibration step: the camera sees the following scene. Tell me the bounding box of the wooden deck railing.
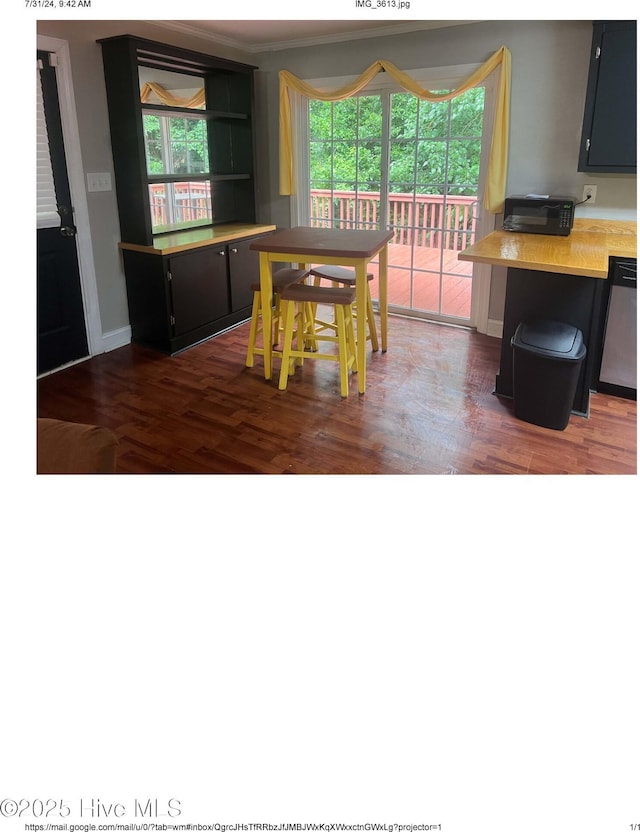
[149,182,211,228]
[147,184,478,252]
[310,190,478,251]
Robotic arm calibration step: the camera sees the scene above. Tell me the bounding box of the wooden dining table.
[249,226,394,394]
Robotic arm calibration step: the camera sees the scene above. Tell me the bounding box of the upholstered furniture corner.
[37,418,118,474]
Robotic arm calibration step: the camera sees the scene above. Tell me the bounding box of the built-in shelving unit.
[99,35,275,354]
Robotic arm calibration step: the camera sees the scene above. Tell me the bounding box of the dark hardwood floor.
[37,313,637,475]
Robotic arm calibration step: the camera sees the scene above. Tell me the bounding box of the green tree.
[309,87,485,196]
[143,114,209,175]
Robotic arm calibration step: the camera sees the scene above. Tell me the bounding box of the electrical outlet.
[87,172,112,192]
[582,184,597,205]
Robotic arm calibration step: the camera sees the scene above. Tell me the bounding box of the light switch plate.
[87,172,112,192]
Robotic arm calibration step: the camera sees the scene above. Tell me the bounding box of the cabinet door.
[169,247,230,336]
[578,21,637,172]
[228,237,261,311]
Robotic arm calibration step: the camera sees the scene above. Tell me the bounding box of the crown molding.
[147,20,482,54]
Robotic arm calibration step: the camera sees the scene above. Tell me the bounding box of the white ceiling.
[150,20,482,54]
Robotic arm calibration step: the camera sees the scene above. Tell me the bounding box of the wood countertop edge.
[457,251,607,279]
[458,220,637,279]
[118,224,277,255]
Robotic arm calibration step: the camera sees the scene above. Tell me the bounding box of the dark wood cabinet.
[228,237,262,312]
[169,247,231,338]
[578,20,637,173]
[120,230,273,354]
[99,34,274,353]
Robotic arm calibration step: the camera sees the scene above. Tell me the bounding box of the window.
[143,110,212,233]
[138,65,213,234]
[309,96,383,231]
[143,113,209,176]
[297,65,494,326]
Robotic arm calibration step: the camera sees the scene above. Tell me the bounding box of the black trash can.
[511,320,586,430]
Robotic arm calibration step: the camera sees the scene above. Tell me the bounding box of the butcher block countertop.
[458,218,637,279]
[118,223,277,256]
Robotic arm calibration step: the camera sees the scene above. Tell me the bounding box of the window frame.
[138,62,216,236]
[141,103,214,235]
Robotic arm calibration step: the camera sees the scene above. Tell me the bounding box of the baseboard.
[101,325,132,353]
[486,318,504,339]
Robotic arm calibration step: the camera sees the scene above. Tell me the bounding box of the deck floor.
[315,244,473,320]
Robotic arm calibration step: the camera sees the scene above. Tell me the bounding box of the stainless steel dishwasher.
[598,257,637,399]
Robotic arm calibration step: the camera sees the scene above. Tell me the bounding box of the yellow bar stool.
[309,265,379,352]
[245,268,309,368]
[277,282,358,398]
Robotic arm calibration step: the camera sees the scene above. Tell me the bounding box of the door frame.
[37,34,102,365]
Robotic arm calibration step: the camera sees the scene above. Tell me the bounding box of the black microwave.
[503,196,576,236]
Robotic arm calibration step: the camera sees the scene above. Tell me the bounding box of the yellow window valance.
[279,45,511,213]
[140,82,206,110]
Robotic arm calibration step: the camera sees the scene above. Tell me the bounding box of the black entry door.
[37,50,88,375]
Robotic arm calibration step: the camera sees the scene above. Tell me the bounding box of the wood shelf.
[119,222,276,256]
[209,111,250,120]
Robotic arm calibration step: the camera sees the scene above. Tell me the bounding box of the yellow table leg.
[355,259,368,394]
[258,252,273,379]
[379,243,388,353]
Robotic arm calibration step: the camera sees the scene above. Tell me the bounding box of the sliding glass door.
[307,84,486,326]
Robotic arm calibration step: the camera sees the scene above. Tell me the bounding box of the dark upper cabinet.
[578,21,637,173]
[98,35,258,246]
